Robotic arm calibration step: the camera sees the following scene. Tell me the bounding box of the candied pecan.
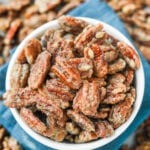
[109,88,135,128]
[122,3,137,15]
[0,17,11,32]
[58,16,88,35]
[109,104,132,128]
[84,45,108,78]
[95,121,114,138]
[75,131,97,143]
[131,27,150,45]
[52,58,82,89]
[132,10,150,30]
[65,134,74,142]
[20,107,47,134]
[88,78,107,88]
[17,49,26,64]
[117,42,140,69]
[43,29,63,48]
[23,14,47,28]
[75,24,103,55]
[66,122,80,135]
[107,74,126,94]
[46,79,74,101]
[124,69,134,90]
[44,29,64,42]
[22,5,39,19]
[47,11,57,22]
[103,49,118,62]
[2,45,11,59]
[63,33,75,42]
[4,19,21,45]
[57,1,81,17]
[88,31,109,47]
[102,94,126,105]
[67,57,93,79]
[56,45,75,60]
[18,27,33,43]
[35,0,61,13]
[91,44,108,77]
[45,30,74,60]
[30,114,66,142]
[7,0,30,11]
[4,88,37,108]
[10,63,29,88]
[28,51,51,89]
[125,87,136,106]
[89,107,110,119]
[73,80,100,116]
[109,73,126,84]
[2,137,22,150]
[139,45,150,62]
[108,58,126,74]
[67,110,95,132]
[35,94,64,118]
[103,73,127,104]
[100,44,116,53]
[24,38,42,64]
[107,82,126,95]
[35,93,66,127]
[100,87,107,100]
[38,85,70,109]
[46,113,67,133]
[44,127,66,142]
[84,46,95,59]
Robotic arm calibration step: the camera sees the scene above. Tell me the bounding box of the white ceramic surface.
[6,17,145,150]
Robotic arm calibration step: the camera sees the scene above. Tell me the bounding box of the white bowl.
[6,17,145,150]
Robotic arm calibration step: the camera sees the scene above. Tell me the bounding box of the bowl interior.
[6,17,145,150]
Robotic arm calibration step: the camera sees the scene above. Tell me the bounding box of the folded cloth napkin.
[0,0,150,149]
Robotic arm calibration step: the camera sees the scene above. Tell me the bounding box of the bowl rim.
[6,17,145,150]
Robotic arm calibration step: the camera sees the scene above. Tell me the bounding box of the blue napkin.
[0,0,150,150]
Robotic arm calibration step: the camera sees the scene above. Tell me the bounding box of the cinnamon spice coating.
[4,16,139,143]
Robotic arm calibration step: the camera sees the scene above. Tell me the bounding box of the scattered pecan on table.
[4,16,140,143]
[0,0,84,66]
[106,0,150,62]
[120,116,150,150]
[0,125,23,150]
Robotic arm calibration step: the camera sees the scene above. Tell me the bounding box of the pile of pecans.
[120,116,150,150]
[0,0,83,66]
[106,0,150,62]
[0,125,23,150]
[4,16,140,143]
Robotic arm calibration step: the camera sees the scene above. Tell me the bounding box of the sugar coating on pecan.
[67,110,95,132]
[46,78,74,101]
[4,88,37,108]
[75,131,97,143]
[95,121,114,138]
[28,51,51,89]
[66,122,80,135]
[58,16,88,35]
[51,58,82,89]
[4,16,140,143]
[24,38,42,64]
[10,63,30,88]
[73,80,101,116]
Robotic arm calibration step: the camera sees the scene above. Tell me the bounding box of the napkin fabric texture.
[0,0,150,150]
